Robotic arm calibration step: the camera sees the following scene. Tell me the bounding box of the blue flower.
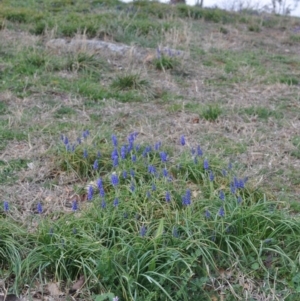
[182,189,191,206]
[160,151,168,162]
[146,191,151,198]
[162,168,168,177]
[130,169,135,177]
[140,225,147,237]
[180,135,186,146]
[219,190,225,201]
[113,156,118,167]
[203,159,209,170]
[152,183,156,191]
[120,145,127,159]
[148,165,156,175]
[63,136,69,145]
[111,134,118,147]
[222,169,227,176]
[3,201,9,212]
[37,202,43,214]
[142,146,152,157]
[228,162,232,170]
[113,198,119,207]
[97,151,101,158]
[111,148,119,160]
[165,191,171,202]
[111,173,119,187]
[155,141,162,150]
[130,182,135,192]
[101,200,106,209]
[83,149,88,159]
[128,132,137,144]
[99,187,105,197]
[82,130,90,139]
[72,200,78,211]
[131,154,136,162]
[197,145,203,156]
[93,159,99,170]
[230,182,236,194]
[209,171,214,182]
[233,177,245,189]
[123,170,127,179]
[205,209,211,219]
[238,179,245,189]
[77,137,82,144]
[186,189,191,199]
[218,206,225,217]
[191,147,196,155]
[97,178,103,190]
[87,186,94,201]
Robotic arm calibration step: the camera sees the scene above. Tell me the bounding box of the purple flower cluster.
[61,130,91,154]
[182,189,191,206]
[111,173,119,187]
[140,225,147,237]
[3,201,9,212]
[87,185,94,201]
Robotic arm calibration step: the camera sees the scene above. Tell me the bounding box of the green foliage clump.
[111,73,149,91]
[200,104,222,121]
[2,132,300,300]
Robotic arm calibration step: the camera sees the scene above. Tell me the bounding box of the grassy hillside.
[1,0,300,300]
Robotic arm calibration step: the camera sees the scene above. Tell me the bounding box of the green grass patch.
[291,136,300,159]
[0,120,27,150]
[111,73,149,91]
[279,75,299,86]
[243,106,283,120]
[54,106,77,118]
[0,158,30,184]
[0,101,8,115]
[200,104,222,121]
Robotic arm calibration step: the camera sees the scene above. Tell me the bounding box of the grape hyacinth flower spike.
[180,135,186,146]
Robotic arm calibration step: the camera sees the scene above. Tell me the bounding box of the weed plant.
[200,104,222,121]
[2,131,300,300]
[111,73,149,91]
[153,47,181,71]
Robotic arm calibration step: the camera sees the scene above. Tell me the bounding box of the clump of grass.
[288,34,300,44]
[244,106,282,120]
[279,75,299,86]
[153,47,181,71]
[2,131,300,299]
[248,23,261,32]
[200,104,222,121]
[111,73,148,91]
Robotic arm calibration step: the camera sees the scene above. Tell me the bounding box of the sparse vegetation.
[0,0,300,300]
[200,104,222,121]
